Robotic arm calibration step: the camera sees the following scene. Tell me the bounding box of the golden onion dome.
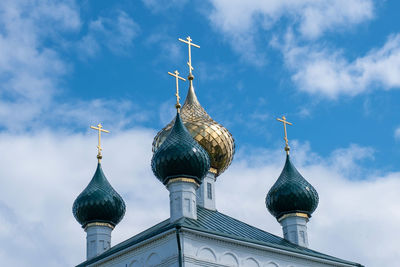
[152,76,235,176]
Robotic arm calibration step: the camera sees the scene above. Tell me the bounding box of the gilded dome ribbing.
[266,155,319,220]
[73,163,126,228]
[152,81,235,176]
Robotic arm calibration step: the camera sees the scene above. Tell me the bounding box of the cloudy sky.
[0,0,399,266]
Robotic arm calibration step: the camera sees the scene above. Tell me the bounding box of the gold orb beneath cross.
[152,84,235,177]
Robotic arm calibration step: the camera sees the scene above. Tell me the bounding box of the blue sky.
[0,1,399,266]
[6,0,399,169]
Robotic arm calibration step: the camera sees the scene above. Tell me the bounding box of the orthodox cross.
[276,116,293,155]
[178,36,200,75]
[90,123,110,162]
[168,70,186,112]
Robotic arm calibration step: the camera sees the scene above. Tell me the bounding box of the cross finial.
[276,116,293,155]
[90,123,110,162]
[168,70,186,112]
[178,36,200,77]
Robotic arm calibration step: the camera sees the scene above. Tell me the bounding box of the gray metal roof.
[77,206,363,267]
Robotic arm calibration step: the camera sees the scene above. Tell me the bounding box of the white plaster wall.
[197,171,216,210]
[82,228,357,267]
[87,231,179,267]
[181,230,356,267]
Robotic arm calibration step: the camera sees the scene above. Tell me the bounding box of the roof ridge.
[76,207,362,267]
[180,207,361,266]
[196,206,286,241]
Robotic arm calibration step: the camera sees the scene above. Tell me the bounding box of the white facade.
[167,179,199,222]
[85,230,178,267]
[279,214,309,248]
[80,227,359,267]
[196,171,216,211]
[85,223,113,260]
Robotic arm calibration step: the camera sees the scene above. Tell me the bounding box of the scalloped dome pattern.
[152,84,234,176]
[266,155,319,219]
[151,112,210,185]
[73,164,126,227]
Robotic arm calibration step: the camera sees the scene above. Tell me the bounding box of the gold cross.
[276,116,293,155]
[90,123,110,162]
[178,36,200,75]
[168,70,186,112]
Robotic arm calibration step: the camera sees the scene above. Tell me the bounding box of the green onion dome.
[151,112,210,185]
[266,155,319,220]
[73,164,126,228]
[152,82,235,177]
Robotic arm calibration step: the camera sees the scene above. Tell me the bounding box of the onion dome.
[266,155,319,220]
[73,163,126,228]
[151,111,210,185]
[152,79,235,176]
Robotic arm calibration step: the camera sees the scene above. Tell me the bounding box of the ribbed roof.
[76,206,362,267]
[266,155,319,220]
[72,163,126,227]
[151,112,210,185]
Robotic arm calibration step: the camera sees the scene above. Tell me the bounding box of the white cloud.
[0,0,80,131]
[0,129,166,266]
[0,2,397,267]
[328,144,374,177]
[296,0,374,39]
[29,0,81,31]
[207,0,400,99]
[207,0,374,63]
[278,32,400,98]
[283,34,400,98]
[217,144,400,267]
[0,130,398,266]
[144,32,183,65]
[395,127,400,141]
[209,0,373,38]
[142,0,188,13]
[0,2,142,132]
[158,100,178,126]
[78,11,140,57]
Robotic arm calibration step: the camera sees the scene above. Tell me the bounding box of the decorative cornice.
[209,168,218,174]
[85,222,114,230]
[167,177,199,187]
[278,212,309,222]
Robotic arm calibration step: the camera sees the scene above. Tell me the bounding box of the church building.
[72,36,364,267]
